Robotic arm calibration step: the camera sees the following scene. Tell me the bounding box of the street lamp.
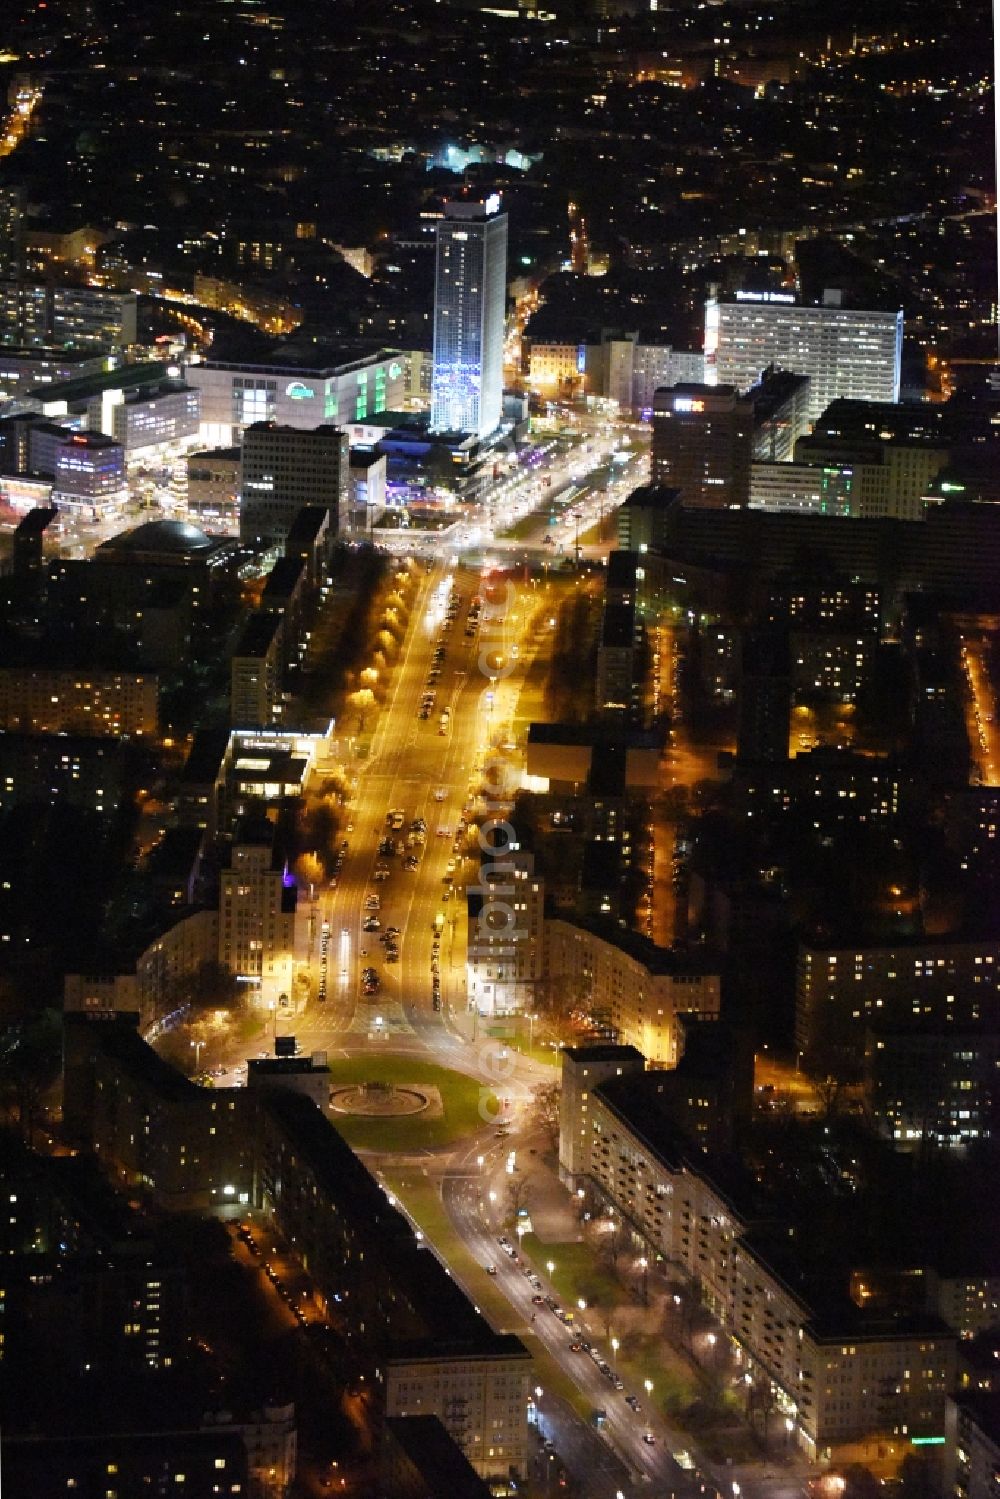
[638,1255,648,1305]
[644,1378,653,1397]
[610,1336,619,1366]
[190,1039,204,1071]
[577,1298,587,1313]
[546,1259,555,1279]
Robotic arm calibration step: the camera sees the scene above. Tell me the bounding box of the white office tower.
[705,291,903,423]
[431,198,508,441]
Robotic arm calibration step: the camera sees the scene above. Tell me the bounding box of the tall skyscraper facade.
[705,292,903,422]
[431,198,508,441]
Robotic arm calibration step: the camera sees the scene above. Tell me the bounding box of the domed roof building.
[95,517,235,572]
[100,518,219,560]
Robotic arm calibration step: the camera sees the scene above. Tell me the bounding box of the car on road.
[363,916,380,931]
[485,1264,497,1275]
[532,1294,545,1305]
[625,1395,641,1412]
[642,1433,656,1446]
[434,787,446,801]
[364,894,380,910]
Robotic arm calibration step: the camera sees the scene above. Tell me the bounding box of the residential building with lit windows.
[62,1014,255,1211]
[705,292,903,422]
[218,818,297,1007]
[466,836,544,1015]
[0,665,157,737]
[239,421,346,547]
[64,907,220,1033]
[796,939,1000,1056]
[230,611,284,728]
[865,1023,1000,1151]
[431,198,508,441]
[0,280,138,350]
[559,1050,958,1459]
[185,349,407,448]
[545,915,720,1067]
[946,1393,1000,1499]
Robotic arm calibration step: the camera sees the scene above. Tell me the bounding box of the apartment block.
[218,819,297,1006]
[797,939,1000,1056]
[0,666,157,737]
[466,839,545,1016]
[560,1051,957,1459]
[545,915,720,1066]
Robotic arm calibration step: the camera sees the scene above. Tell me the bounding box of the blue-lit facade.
[431,199,508,442]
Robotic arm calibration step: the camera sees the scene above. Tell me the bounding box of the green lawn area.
[325,1054,496,1151]
[518,1234,620,1311]
[518,1234,700,1420]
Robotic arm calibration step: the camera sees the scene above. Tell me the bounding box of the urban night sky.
[0,2,997,1498]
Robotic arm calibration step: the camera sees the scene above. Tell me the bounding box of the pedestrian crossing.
[347,1000,415,1036]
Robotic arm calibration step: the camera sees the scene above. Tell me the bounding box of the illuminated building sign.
[733,290,796,304]
[673,397,705,413]
[389,361,404,379]
[285,381,315,400]
[484,193,502,216]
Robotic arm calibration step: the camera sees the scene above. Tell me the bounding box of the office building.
[749,368,812,461]
[545,916,720,1067]
[0,345,108,402]
[705,292,903,422]
[186,445,241,524]
[218,817,298,1006]
[347,447,388,533]
[431,198,508,441]
[186,348,407,448]
[239,421,347,548]
[750,460,857,516]
[651,384,753,509]
[631,344,704,413]
[108,380,200,452]
[51,430,128,516]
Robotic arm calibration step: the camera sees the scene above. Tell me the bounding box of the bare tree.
[503,1172,535,1230]
[531,1079,561,1153]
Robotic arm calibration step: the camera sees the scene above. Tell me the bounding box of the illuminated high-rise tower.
[431,197,508,441]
